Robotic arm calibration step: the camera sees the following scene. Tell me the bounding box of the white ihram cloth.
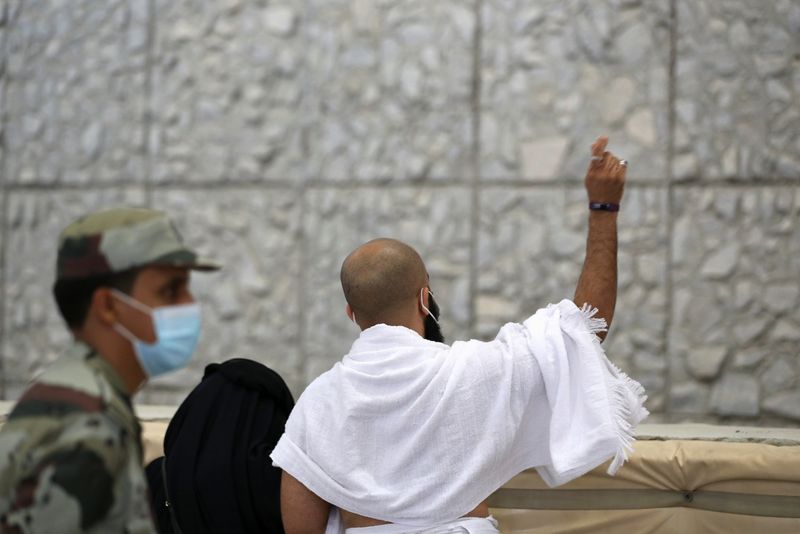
[345,516,499,533]
[271,300,648,532]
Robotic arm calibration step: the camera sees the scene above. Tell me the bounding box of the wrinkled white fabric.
[271,299,648,532]
[346,516,500,533]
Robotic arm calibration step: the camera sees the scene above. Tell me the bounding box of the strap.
[589,202,620,212]
[162,457,184,534]
[488,488,800,518]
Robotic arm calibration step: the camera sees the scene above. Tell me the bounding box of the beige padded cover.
[142,420,169,464]
[490,440,800,533]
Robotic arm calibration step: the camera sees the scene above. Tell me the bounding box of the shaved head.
[341,238,428,325]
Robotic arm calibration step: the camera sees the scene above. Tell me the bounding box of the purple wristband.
[589,202,620,212]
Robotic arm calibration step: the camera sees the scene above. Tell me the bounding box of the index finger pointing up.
[591,136,609,158]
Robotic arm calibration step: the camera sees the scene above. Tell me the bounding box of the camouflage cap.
[56,207,220,280]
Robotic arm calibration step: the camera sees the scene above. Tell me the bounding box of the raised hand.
[585,136,627,205]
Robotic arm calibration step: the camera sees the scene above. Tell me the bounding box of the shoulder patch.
[10,384,103,420]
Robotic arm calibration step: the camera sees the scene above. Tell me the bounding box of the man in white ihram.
[271,137,649,533]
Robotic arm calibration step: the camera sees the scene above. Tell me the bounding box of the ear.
[345,303,354,322]
[91,287,119,327]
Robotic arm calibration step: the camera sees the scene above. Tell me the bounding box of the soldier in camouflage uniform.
[0,207,218,533]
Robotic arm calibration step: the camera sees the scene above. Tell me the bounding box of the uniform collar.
[69,341,132,402]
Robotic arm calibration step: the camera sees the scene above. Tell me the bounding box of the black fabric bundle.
[146,358,294,534]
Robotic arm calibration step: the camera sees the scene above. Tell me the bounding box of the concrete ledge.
[636,423,800,446]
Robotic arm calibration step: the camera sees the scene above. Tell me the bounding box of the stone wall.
[0,0,798,424]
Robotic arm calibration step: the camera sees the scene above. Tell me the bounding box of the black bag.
[146,359,294,534]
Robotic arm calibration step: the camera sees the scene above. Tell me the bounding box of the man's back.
[274,302,647,530]
[0,343,153,533]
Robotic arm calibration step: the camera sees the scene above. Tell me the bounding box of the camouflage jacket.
[0,343,155,533]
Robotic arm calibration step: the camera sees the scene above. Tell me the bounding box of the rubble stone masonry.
[0,0,797,424]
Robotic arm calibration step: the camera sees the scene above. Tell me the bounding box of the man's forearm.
[574,211,618,341]
[574,136,626,341]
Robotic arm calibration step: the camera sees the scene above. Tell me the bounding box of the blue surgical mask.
[111,289,202,378]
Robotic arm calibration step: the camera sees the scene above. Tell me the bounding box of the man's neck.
[361,316,425,338]
[76,330,145,395]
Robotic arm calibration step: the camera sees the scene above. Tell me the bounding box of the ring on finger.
[619,159,628,167]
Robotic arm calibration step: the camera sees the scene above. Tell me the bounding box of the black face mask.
[423,291,445,343]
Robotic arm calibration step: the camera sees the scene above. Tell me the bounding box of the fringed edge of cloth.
[579,304,649,476]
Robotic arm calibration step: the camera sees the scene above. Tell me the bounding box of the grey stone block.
[0,6,7,176]
[675,0,800,180]
[671,188,800,338]
[477,187,579,334]
[477,186,669,401]
[686,346,727,382]
[481,0,670,181]
[760,358,796,393]
[710,373,760,417]
[150,190,304,399]
[670,186,800,422]
[763,391,800,422]
[4,0,147,184]
[304,0,475,181]
[762,282,800,316]
[731,347,769,370]
[150,0,307,183]
[771,319,800,342]
[0,191,4,396]
[669,381,709,415]
[2,189,146,387]
[700,243,739,279]
[303,186,472,386]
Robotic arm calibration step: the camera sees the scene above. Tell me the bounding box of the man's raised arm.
[573,136,627,341]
